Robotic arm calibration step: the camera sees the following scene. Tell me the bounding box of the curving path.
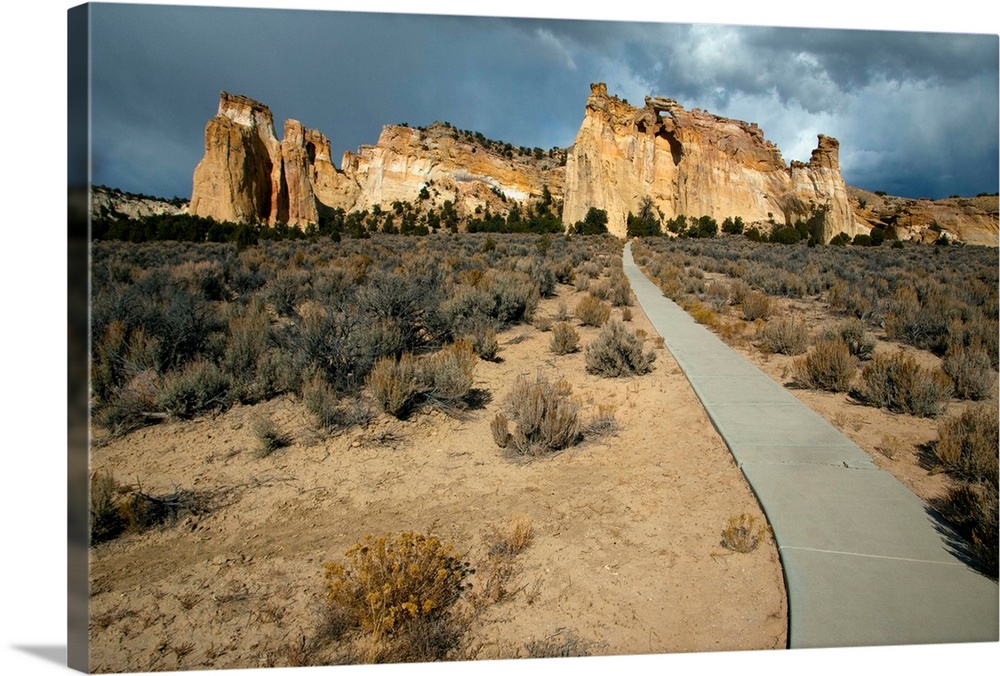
[623,241,998,649]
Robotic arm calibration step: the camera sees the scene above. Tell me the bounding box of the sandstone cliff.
[187,88,996,246]
[189,93,283,224]
[849,187,999,246]
[190,92,562,227]
[563,83,864,241]
[341,122,564,219]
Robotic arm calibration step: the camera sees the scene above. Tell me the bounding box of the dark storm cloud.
[88,3,998,200]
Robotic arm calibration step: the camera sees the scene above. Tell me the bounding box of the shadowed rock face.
[563,82,864,241]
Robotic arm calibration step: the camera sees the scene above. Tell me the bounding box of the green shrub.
[857,351,953,417]
[584,320,656,377]
[155,360,231,419]
[609,279,633,307]
[826,319,876,361]
[575,295,611,327]
[794,339,857,392]
[760,316,809,355]
[943,347,995,400]
[499,375,581,457]
[934,404,999,483]
[549,322,580,355]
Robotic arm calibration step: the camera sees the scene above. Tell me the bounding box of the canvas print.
[69,1,999,673]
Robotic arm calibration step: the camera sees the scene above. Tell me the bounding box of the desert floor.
[88,275,788,672]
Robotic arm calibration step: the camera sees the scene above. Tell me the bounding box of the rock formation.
[90,185,186,222]
[563,83,864,241]
[190,92,561,227]
[189,93,283,224]
[187,87,995,246]
[849,188,999,246]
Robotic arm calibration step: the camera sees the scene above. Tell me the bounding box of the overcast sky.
[82,1,998,201]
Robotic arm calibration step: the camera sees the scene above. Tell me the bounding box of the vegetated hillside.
[91,185,188,222]
[849,186,999,246]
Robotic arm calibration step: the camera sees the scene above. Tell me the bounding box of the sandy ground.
[88,279,787,672]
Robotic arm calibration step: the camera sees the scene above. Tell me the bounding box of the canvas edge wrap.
[68,3,91,672]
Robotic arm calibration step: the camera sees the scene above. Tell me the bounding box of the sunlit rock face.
[189,87,995,246]
[191,92,563,227]
[339,122,564,219]
[190,92,284,225]
[562,83,863,241]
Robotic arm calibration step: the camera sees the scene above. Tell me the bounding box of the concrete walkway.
[622,241,998,649]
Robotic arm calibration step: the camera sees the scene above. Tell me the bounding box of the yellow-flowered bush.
[324,532,473,642]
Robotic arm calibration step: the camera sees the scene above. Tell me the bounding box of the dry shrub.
[366,354,418,418]
[418,340,477,409]
[585,404,618,437]
[935,404,999,483]
[585,319,656,378]
[155,360,231,419]
[857,351,953,417]
[500,374,580,458]
[875,435,905,460]
[524,629,593,659]
[729,279,752,306]
[549,322,580,355]
[90,470,125,544]
[575,295,611,327]
[323,532,473,662]
[533,315,554,332]
[705,281,730,311]
[794,339,857,392]
[684,300,722,329]
[943,347,995,401]
[251,415,291,458]
[741,290,773,321]
[495,513,534,557]
[491,412,512,448]
[472,514,535,607]
[721,513,766,553]
[933,482,998,579]
[826,319,876,361]
[760,316,809,355]
[90,470,219,545]
[466,324,500,362]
